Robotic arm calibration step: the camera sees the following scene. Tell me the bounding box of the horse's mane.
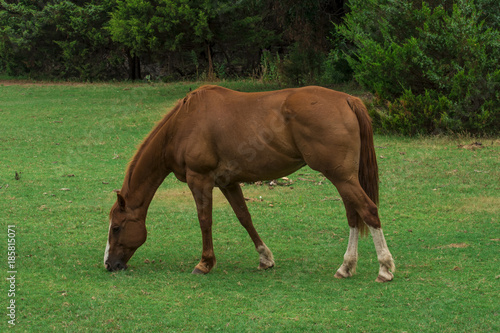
[122,98,183,192]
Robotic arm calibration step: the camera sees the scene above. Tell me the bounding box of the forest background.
[1,0,499,135]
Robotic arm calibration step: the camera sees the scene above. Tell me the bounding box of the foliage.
[279,42,325,86]
[0,0,347,81]
[271,0,346,51]
[0,0,122,80]
[259,50,281,83]
[209,1,280,78]
[3,0,498,136]
[1,82,498,331]
[321,34,354,85]
[338,0,500,135]
[107,0,212,55]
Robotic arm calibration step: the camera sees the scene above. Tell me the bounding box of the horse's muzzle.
[105,260,127,272]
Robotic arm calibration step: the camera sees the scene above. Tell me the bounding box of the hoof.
[375,273,394,283]
[334,271,347,279]
[256,244,274,271]
[334,264,354,279]
[258,262,274,270]
[191,267,208,275]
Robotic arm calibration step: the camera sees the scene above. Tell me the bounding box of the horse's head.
[103,192,147,271]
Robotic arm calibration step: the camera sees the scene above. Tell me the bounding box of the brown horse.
[103,85,395,282]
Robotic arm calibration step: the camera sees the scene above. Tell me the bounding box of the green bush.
[0,1,122,80]
[338,0,500,135]
[260,50,281,83]
[321,35,354,85]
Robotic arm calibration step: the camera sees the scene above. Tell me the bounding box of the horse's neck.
[122,136,170,214]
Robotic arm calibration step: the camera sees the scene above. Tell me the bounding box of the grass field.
[1,81,499,332]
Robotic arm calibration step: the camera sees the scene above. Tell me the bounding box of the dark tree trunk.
[127,51,141,81]
[206,42,215,81]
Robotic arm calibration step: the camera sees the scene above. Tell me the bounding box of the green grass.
[1,80,499,332]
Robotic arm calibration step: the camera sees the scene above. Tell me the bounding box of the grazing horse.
[103,85,395,282]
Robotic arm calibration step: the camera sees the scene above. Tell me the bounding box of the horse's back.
[282,86,359,133]
[169,85,363,183]
[182,85,358,136]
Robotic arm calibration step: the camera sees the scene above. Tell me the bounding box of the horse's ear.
[117,192,126,210]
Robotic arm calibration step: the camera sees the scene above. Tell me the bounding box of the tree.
[107,0,214,80]
[0,0,348,82]
[337,0,500,135]
[271,0,346,52]
[0,0,121,80]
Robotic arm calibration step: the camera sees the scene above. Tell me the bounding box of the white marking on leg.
[256,244,274,269]
[103,223,111,266]
[369,226,395,282]
[335,227,358,278]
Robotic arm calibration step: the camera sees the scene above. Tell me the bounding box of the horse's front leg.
[187,172,216,274]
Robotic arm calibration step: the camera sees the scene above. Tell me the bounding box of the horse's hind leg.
[220,183,274,270]
[334,180,395,282]
[334,202,360,279]
[369,224,395,282]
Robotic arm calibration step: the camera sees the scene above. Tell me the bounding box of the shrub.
[260,50,282,83]
[338,0,500,135]
[321,35,354,85]
[0,1,123,80]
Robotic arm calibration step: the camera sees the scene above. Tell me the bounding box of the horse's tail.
[346,96,379,235]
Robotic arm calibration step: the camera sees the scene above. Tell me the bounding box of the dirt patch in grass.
[153,185,280,210]
[457,196,500,214]
[442,243,469,249]
[457,142,483,150]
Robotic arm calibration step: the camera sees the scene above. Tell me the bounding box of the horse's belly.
[213,154,306,186]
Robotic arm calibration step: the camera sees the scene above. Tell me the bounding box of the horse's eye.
[112,226,121,233]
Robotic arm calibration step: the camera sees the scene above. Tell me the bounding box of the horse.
[103,85,395,282]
